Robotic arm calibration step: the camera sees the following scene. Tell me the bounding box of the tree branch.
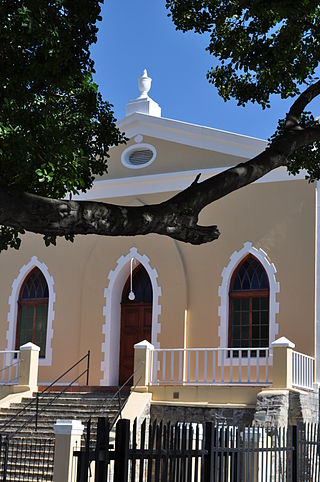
[1,121,320,245]
[285,80,320,129]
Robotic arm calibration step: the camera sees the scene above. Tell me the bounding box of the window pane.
[232,326,240,338]
[252,310,260,325]
[241,326,249,339]
[242,310,249,325]
[34,304,48,358]
[252,326,260,339]
[241,298,249,311]
[18,305,34,348]
[261,326,269,339]
[233,298,240,311]
[231,257,269,291]
[261,310,268,324]
[252,298,259,311]
[232,312,241,326]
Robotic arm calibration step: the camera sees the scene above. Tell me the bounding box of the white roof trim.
[117,113,267,159]
[73,167,307,201]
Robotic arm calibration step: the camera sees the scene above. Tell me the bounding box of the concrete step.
[0,389,129,479]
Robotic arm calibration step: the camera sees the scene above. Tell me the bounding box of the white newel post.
[133,340,154,391]
[53,420,84,482]
[271,337,295,390]
[18,342,40,391]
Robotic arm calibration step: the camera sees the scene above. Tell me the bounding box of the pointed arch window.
[229,255,269,350]
[15,268,49,357]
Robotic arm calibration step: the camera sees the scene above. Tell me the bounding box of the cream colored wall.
[0,199,188,385]
[0,176,315,385]
[182,179,315,356]
[102,136,244,180]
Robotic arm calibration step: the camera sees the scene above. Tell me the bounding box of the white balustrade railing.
[292,350,314,390]
[150,347,271,386]
[0,351,20,385]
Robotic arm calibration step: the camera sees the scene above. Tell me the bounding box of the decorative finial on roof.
[138,69,152,99]
[126,69,161,118]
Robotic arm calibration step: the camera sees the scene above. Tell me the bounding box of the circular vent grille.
[128,149,153,166]
[121,143,156,169]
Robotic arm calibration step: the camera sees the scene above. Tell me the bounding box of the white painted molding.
[6,256,56,366]
[72,167,307,201]
[121,143,157,169]
[100,247,162,386]
[118,112,266,158]
[218,242,280,360]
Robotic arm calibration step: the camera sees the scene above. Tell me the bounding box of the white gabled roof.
[118,112,267,159]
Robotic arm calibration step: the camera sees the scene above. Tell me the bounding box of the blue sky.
[91,1,317,141]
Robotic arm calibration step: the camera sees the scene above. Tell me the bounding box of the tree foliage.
[166,0,320,181]
[166,1,320,106]
[0,0,124,249]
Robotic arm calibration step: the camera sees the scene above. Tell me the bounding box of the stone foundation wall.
[150,404,255,428]
[150,388,319,428]
[288,389,319,424]
[254,388,319,426]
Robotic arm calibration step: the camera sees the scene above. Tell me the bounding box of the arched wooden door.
[119,264,152,385]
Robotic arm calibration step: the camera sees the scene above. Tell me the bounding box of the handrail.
[0,350,90,437]
[0,360,19,374]
[83,363,143,435]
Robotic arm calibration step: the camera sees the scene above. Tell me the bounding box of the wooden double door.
[118,265,152,386]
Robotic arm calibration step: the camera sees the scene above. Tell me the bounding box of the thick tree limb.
[285,80,320,129]
[1,123,320,245]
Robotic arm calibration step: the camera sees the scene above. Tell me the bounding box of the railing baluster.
[195,351,199,383]
[238,349,242,383]
[265,348,269,384]
[212,350,216,383]
[187,350,190,383]
[221,348,225,383]
[256,349,259,383]
[204,350,207,383]
[179,350,182,383]
[170,351,174,383]
[8,353,12,384]
[292,350,314,390]
[162,351,166,383]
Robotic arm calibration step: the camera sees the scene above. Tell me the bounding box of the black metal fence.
[0,435,55,482]
[75,418,320,482]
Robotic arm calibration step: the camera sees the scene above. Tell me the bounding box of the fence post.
[202,422,214,482]
[133,340,154,390]
[114,419,130,482]
[94,417,109,482]
[18,342,40,392]
[53,419,84,482]
[271,337,295,389]
[292,425,298,482]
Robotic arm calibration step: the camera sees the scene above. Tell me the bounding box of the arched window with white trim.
[229,255,269,349]
[15,268,49,357]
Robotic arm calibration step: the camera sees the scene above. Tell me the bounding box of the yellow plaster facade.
[0,90,318,407]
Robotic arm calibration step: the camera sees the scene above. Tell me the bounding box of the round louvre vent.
[121,143,156,169]
[129,149,153,166]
